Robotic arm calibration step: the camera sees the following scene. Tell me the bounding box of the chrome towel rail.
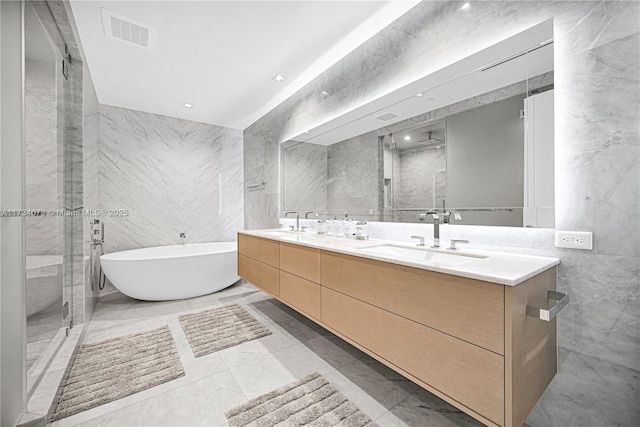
[526,290,569,321]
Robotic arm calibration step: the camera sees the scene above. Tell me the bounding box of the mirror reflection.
[282,23,554,228]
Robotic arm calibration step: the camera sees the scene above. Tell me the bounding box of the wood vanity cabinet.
[237,234,280,296]
[279,242,322,320]
[237,233,558,427]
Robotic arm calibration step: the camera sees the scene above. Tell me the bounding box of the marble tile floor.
[50,280,484,427]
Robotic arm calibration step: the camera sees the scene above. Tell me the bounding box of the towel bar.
[526,290,568,321]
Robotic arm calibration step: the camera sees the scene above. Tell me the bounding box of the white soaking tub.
[100,242,239,301]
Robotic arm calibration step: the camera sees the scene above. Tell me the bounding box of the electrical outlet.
[555,231,593,250]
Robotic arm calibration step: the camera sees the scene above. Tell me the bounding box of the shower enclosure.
[24,1,78,396]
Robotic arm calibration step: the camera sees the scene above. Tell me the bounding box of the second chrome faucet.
[417,210,463,248]
[418,211,441,248]
[284,211,300,231]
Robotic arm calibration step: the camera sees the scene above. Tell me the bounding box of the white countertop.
[239,229,559,286]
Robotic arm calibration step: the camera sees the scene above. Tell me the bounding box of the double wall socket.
[555,231,593,250]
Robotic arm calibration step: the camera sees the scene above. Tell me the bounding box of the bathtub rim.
[100,241,237,262]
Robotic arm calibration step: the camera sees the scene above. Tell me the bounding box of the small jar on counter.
[355,220,368,240]
[316,219,327,236]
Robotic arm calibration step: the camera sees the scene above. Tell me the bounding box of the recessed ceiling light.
[416,93,423,97]
[272,74,286,82]
[321,91,329,96]
[460,2,471,11]
[183,103,193,108]
[304,131,311,134]
[404,135,411,141]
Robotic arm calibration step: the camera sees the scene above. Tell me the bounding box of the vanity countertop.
[239,229,559,286]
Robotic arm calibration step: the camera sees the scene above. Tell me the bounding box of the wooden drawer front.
[238,254,279,296]
[238,234,279,267]
[321,251,504,354]
[322,288,505,426]
[280,242,321,283]
[280,271,321,320]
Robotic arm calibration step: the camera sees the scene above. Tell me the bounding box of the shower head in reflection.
[420,131,443,145]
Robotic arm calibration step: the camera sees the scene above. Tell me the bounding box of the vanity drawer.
[280,271,321,320]
[322,287,505,426]
[238,254,279,296]
[280,242,321,283]
[321,251,505,354]
[238,234,279,267]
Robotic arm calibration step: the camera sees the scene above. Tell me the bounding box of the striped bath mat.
[50,326,184,421]
[178,304,272,357]
[226,372,378,427]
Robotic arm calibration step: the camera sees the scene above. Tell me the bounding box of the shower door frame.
[23,0,81,398]
[1,1,28,424]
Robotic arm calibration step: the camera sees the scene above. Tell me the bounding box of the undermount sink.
[260,229,308,237]
[356,244,486,266]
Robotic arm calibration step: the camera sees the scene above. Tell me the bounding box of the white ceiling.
[69,0,421,130]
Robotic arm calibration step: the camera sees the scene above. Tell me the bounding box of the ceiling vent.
[374,112,400,122]
[101,8,157,51]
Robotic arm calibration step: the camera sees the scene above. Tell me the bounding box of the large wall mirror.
[281,20,554,228]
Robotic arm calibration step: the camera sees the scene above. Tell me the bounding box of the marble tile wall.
[244,1,640,425]
[281,140,328,214]
[65,59,86,326]
[82,60,100,320]
[25,60,60,256]
[327,131,380,215]
[395,146,446,213]
[98,105,244,254]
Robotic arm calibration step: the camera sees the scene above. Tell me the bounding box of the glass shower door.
[24,1,74,395]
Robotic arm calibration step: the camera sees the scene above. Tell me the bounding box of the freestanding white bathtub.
[100,242,240,301]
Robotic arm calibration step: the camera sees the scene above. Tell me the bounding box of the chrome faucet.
[305,211,319,219]
[418,211,440,248]
[284,211,300,231]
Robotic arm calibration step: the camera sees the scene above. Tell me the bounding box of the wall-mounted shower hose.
[90,242,106,291]
[89,219,106,291]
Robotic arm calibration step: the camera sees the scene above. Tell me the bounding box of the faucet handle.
[448,239,469,250]
[445,211,462,223]
[411,235,425,246]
